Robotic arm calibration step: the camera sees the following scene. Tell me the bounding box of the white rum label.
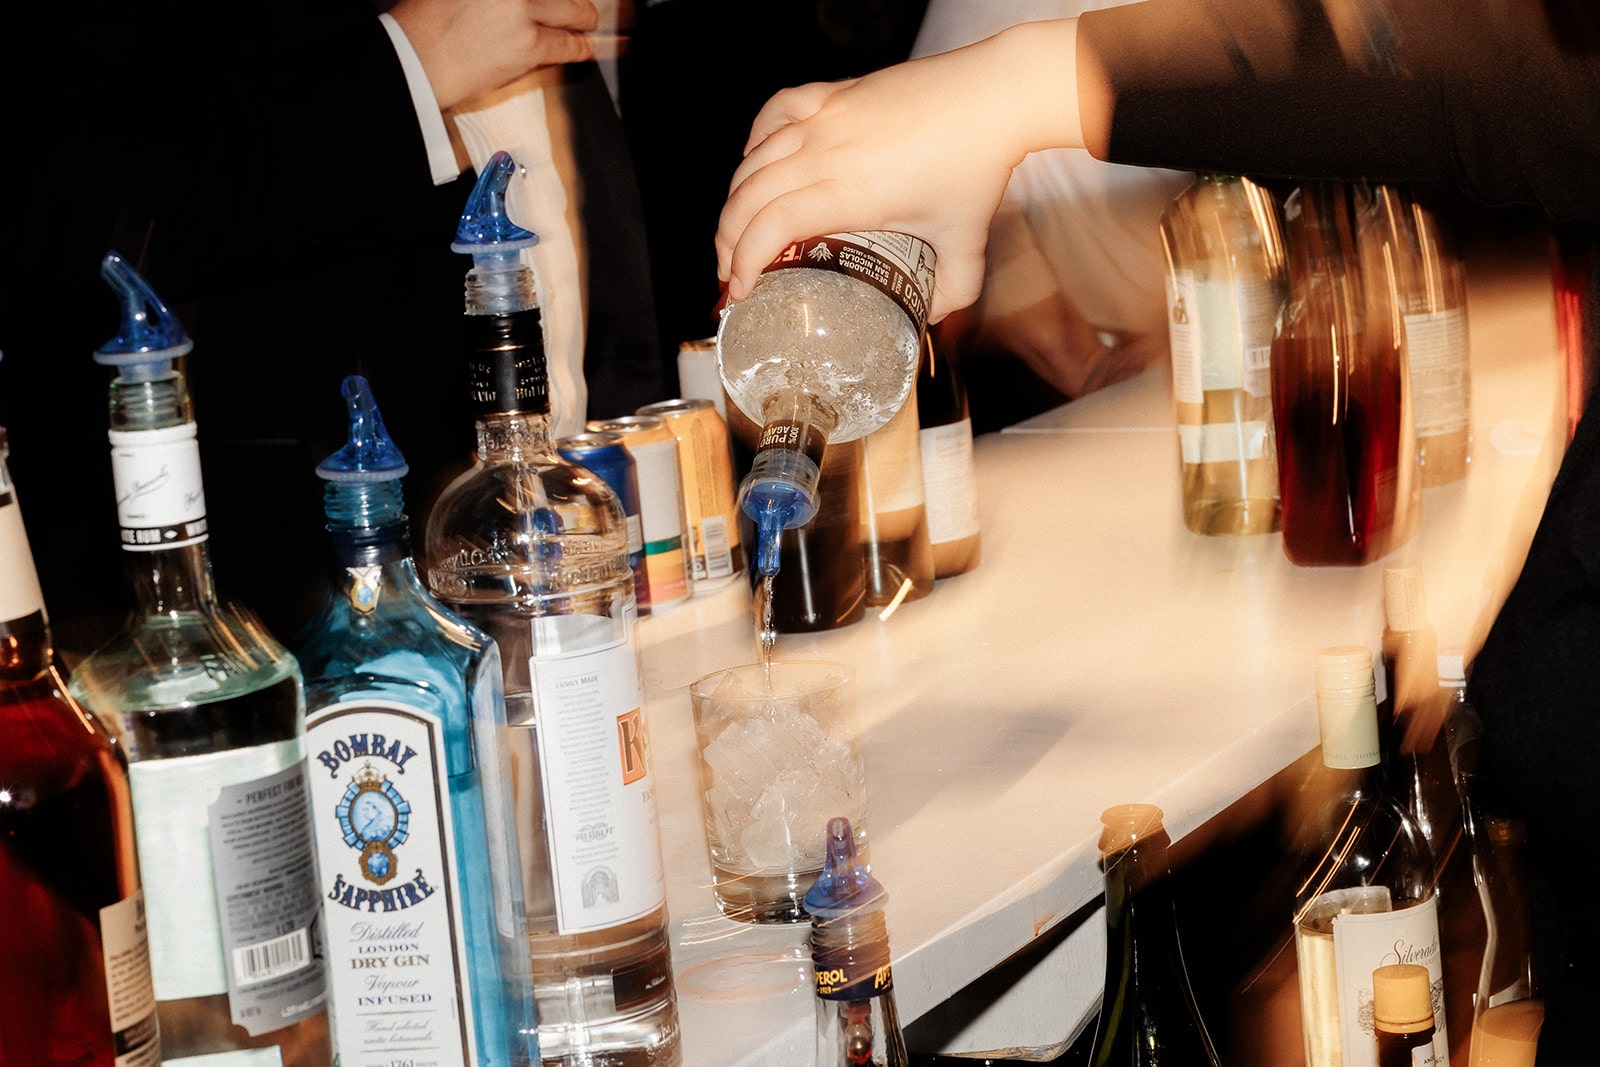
[107,423,209,551]
[919,419,980,544]
[101,891,161,1067]
[305,702,476,1067]
[526,629,666,934]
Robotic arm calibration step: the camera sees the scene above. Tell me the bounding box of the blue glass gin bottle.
[295,376,540,1066]
[66,252,332,1064]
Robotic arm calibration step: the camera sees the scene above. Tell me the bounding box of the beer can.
[675,336,727,423]
[585,414,691,613]
[555,431,649,613]
[635,398,744,586]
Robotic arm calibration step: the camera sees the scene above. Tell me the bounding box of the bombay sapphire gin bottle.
[717,232,936,578]
[421,153,680,1066]
[295,376,540,1066]
[67,252,332,1063]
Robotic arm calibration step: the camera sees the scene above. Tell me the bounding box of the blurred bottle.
[717,232,936,578]
[1,414,162,1067]
[1157,172,1287,535]
[1085,804,1220,1066]
[1372,964,1441,1066]
[1449,685,1544,1066]
[916,330,982,577]
[297,376,540,1066]
[1375,186,1472,487]
[1293,646,1445,1067]
[1272,182,1412,566]
[860,389,934,609]
[1379,566,1459,870]
[807,817,910,1067]
[66,253,331,1064]
[421,154,678,1066]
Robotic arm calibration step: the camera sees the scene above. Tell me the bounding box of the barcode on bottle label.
[232,928,310,986]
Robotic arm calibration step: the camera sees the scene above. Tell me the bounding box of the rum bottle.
[296,375,540,1066]
[1157,172,1287,535]
[1085,804,1220,1066]
[806,817,910,1067]
[420,152,679,1066]
[1272,182,1410,566]
[717,231,936,577]
[915,329,981,577]
[66,252,331,1065]
[1293,646,1445,1067]
[1,413,161,1066]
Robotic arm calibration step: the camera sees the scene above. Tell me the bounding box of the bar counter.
[635,226,1565,1064]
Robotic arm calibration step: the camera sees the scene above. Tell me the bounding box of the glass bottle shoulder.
[1292,781,1434,910]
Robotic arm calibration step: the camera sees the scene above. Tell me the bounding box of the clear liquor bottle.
[65,252,332,1063]
[1086,804,1221,1067]
[421,153,679,1066]
[1,414,161,1067]
[295,376,540,1066]
[916,329,981,578]
[1293,646,1446,1067]
[806,817,910,1067]
[1158,172,1288,535]
[716,231,936,577]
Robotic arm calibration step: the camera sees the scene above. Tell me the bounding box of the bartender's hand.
[716,18,1104,324]
[389,0,600,111]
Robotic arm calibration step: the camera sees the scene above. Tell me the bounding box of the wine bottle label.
[1167,271,1279,404]
[758,232,935,337]
[1402,309,1470,436]
[101,891,161,1067]
[0,487,46,624]
[1296,891,1446,1067]
[305,701,477,1067]
[107,423,209,551]
[523,615,666,935]
[129,739,322,1018]
[919,419,980,544]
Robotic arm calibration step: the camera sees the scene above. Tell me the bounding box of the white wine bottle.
[916,330,981,578]
[1293,646,1447,1067]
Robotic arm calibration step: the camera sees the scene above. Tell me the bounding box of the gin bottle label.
[306,702,478,1067]
[108,424,209,550]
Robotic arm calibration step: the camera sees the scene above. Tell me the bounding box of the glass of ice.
[689,661,867,923]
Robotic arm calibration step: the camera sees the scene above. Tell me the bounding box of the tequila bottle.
[296,375,540,1066]
[66,252,331,1064]
[1,412,161,1067]
[421,153,679,1066]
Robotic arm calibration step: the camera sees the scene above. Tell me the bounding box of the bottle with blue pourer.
[420,152,680,1066]
[717,233,937,581]
[66,252,332,1063]
[296,375,541,1066]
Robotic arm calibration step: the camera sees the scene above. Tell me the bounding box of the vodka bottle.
[1,415,161,1067]
[916,329,981,578]
[717,231,936,577]
[1272,182,1411,566]
[1379,566,1459,868]
[296,376,540,1066]
[1449,684,1544,1066]
[1293,646,1445,1067]
[1375,185,1472,487]
[1157,172,1287,535]
[421,153,679,1066]
[859,390,933,609]
[1372,964,1441,1066]
[806,817,910,1067]
[65,253,331,1063]
[1085,804,1220,1067]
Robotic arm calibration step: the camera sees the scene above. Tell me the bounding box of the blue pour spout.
[316,376,409,484]
[803,817,885,919]
[739,448,822,577]
[93,251,193,381]
[316,375,409,531]
[452,150,540,262]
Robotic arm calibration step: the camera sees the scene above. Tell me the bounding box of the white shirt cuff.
[378,12,461,186]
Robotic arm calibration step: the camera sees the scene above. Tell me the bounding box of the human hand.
[390,0,600,111]
[715,19,1088,323]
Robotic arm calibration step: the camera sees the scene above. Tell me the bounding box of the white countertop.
[634,232,1566,1064]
